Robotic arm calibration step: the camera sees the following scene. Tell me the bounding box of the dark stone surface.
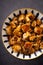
[0,0,43,65]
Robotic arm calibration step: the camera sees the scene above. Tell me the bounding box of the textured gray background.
[0,0,43,65]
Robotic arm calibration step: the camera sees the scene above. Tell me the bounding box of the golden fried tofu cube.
[26,13,35,22]
[23,32,31,39]
[40,24,43,28]
[12,17,18,24]
[33,43,39,51]
[40,42,43,49]
[6,26,11,35]
[29,35,36,41]
[15,25,21,31]
[34,27,42,34]
[12,45,21,52]
[10,22,16,29]
[9,36,17,45]
[17,37,21,42]
[13,31,22,37]
[21,24,29,32]
[31,20,36,27]
[25,16,31,22]
[18,14,25,21]
[36,19,42,25]
[13,25,21,34]
[24,42,33,49]
[30,48,35,53]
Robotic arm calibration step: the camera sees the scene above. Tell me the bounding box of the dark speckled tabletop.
[0,0,43,65]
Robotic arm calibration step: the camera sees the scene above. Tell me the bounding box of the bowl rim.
[1,8,43,60]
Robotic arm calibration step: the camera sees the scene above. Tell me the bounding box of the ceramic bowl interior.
[2,8,43,60]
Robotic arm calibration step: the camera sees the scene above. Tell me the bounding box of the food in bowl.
[5,10,43,55]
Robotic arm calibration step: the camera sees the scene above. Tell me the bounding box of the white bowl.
[2,8,43,60]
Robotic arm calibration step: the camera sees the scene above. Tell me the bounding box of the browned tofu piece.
[23,32,31,40]
[31,20,36,27]
[13,31,22,37]
[30,48,35,53]
[21,24,30,32]
[13,25,21,32]
[25,16,31,22]
[10,22,16,29]
[17,37,21,42]
[24,42,33,49]
[40,42,43,49]
[36,19,42,25]
[26,13,35,22]
[22,42,33,54]
[6,26,11,35]
[33,43,39,51]
[12,45,21,52]
[40,24,43,28]
[29,35,36,41]
[9,36,17,45]
[12,17,18,24]
[18,14,25,21]
[13,25,22,36]
[34,27,42,34]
